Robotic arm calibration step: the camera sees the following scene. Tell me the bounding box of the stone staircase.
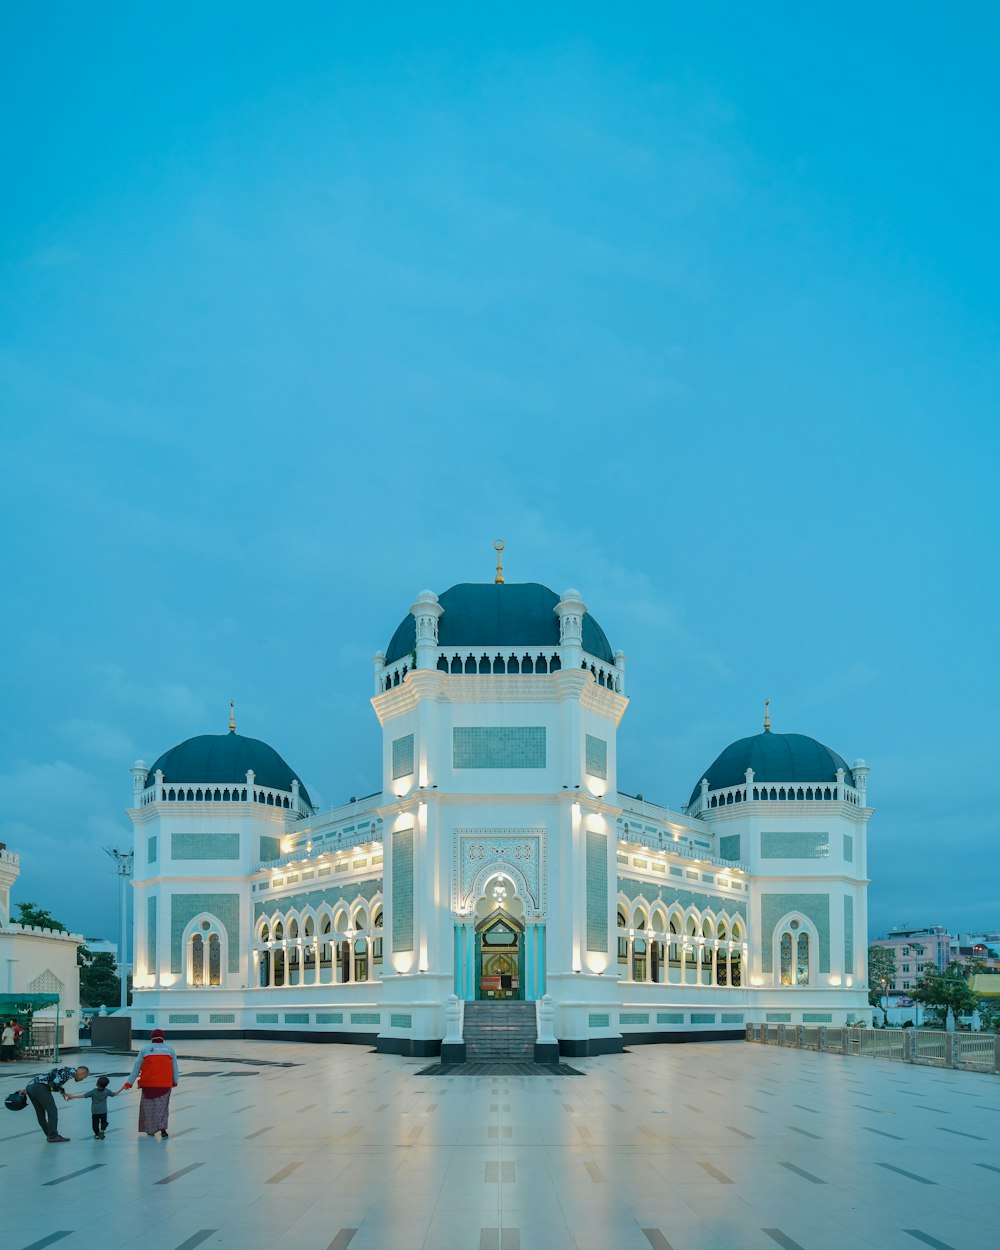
[463,1001,537,1062]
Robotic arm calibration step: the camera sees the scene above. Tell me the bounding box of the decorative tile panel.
[390,1013,412,1029]
[147,835,157,864]
[585,734,608,780]
[209,1013,235,1024]
[256,1013,278,1024]
[657,1012,683,1024]
[170,893,240,973]
[454,829,545,916]
[719,835,741,862]
[259,835,282,863]
[316,1012,343,1024]
[620,1012,649,1025]
[392,734,415,780]
[690,1013,717,1024]
[843,834,854,862]
[453,726,546,769]
[253,879,383,921]
[765,1012,791,1023]
[844,895,854,972]
[803,1013,833,1023]
[146,896,156,976]
[760,831,830,859]
[284,1013,309,1024]
[760,893,831,973]
[168,1014,198,1024]
[392,827,414,952]
[588,1013,610,1028]
[586,830,608,952]
[721,1013,745,1024]
[351,1012,380,1026]
[171,833,240,861]
[617,877,741,921]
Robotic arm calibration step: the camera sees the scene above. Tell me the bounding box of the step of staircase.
[463,1001,537,1062]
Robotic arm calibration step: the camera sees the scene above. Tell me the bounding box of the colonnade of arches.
[617,898,747,987]
[253,899,383,988]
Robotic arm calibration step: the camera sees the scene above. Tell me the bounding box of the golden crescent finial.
[493,538,505,584]
[229,700,236,733]
[763,697,771,732]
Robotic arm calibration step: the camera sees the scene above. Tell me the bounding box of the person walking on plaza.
[19,1064,90,1141]
[123,1029,178,1138]
[1,1020,15,1062]
[65,1074,120,1139]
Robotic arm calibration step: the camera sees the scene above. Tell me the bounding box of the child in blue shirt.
[66,1075,120,1138]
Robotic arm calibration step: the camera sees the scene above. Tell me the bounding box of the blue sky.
[2,4,998,942]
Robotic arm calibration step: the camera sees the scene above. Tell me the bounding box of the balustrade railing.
[376,646,622,694]
[748,1024,1000,1073]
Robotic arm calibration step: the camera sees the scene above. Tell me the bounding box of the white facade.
[127,579,873,1055]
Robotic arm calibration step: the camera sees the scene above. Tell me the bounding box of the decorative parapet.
[138,770,312,817]
[374,644,624,696]
[1,922,85,943]
[685,772,863,817]
[0,848,20,867]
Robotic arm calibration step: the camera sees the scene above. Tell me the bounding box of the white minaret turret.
[555,588,586,670]
[131,759,149,806]
[410,590,443,670]
[852,759,870,805]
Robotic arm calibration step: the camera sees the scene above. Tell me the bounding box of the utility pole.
[103,847,133,1011]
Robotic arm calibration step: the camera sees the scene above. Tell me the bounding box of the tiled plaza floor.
[1,1038,998,1250]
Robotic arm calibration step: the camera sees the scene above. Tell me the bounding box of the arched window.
[777,918,812,986]
[373,909,383,971]
[354,937,368,983]
[617,909,628,967]
[188,920,223,987]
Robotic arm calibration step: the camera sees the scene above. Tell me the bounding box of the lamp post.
[103,847,133,1011]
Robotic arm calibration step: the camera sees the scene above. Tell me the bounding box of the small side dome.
[384,582,614,664]
[146,732,311,808]
[690,731,854,808]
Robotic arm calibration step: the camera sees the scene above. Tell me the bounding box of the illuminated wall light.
[828,975,842,986]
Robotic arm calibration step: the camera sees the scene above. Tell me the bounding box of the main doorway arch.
[476,906,525,1000]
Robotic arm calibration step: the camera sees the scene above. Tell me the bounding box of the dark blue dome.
[146,732,311,807]
[385,582,615,665]
[690,731,853,808]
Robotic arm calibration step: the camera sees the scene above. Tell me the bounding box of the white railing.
[376,646,622,694]
[141,779,310,815]
[688,777,861,816]
[617,829,749,874]
[0,848,19,867]
[749,1025,1000,1073]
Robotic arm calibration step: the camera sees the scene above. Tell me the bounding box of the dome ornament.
[229,701,236,734]
[763,698,771,733]
[493,538,505,585]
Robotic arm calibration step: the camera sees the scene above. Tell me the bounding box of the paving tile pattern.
[1,1039,999,1249]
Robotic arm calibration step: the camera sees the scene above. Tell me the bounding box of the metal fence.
[746,1023,1000,1073]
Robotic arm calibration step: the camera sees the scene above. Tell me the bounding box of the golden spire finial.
[229,700,236,734]
[763,697,771,732]
[493,538,505,585]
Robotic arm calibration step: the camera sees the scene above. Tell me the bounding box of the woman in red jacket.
[123,1029,179,1138]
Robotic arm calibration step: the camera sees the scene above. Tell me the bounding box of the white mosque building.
[127,563,873,1057]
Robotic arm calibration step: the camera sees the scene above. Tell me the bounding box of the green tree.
[14,901,67,932]
[78,950,122,1008]
[911,960,979,1029]
[867,945,896,1022]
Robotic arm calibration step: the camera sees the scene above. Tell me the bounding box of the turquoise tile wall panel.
[803,1013,833,1023]
[351,1012,380,1025]
[259,835,282,863]
[145,1014,155,1024]
[171,833,240,861]
[690,1013,717,1024]
[253,879,383,921]
[588,1013,610,1028]
[844,895,854,971]
[586,830,608,952]
[719,835,741,862]
[168,1014,198,1024]
[453,726,546,769]
[620,1012,649,1025]
[316,1013,343,1024]
[209,1013,235,1024]
[761,893,830,973]
[256,1013,278,1024]
[585,734,608,780]
[170,893,240,973]
[766,1012,791,1023]
[617,877,739,918]
[284,1013,309,1024]
[760,831,830,859]
[843,834,854,862]
[657,1012,683,1024]
[392,734,414,780]
[392,827,414,952]
[669,867,682,877]
[147,835,157,864]
[721,1013,745,1024]
[146,896,156,977]
[390,1013,412,1029]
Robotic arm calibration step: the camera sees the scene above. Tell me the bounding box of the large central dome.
[385,582,614,664]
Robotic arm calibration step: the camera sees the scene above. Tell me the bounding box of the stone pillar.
[130,760,149,805]
[410,590,443,671]
[613,649,627,696]
[372,651,385,696]
[555,589,587,671]
[853,759,870,805]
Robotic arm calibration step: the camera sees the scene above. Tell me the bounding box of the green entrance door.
[475,910,525,1000]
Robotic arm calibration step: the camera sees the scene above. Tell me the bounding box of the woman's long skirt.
[138,1089,171,1134]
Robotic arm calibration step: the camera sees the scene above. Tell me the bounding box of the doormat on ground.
[416,1061,583,1076]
